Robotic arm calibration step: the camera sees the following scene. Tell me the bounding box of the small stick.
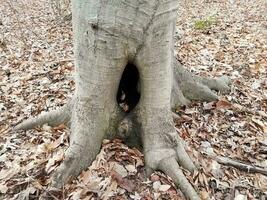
[213,155,267,176]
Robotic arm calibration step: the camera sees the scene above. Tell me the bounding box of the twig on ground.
[212,155,267,176]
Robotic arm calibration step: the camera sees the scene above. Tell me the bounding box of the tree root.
[159,158,199,200]
[143,129,200,200]
[129,107,200,200]
[14,97,74,131]
[175,134,196,172]
[213,155,267,176]
[51,104,108,189]
[171,58,230,108]
[51,144,93,188]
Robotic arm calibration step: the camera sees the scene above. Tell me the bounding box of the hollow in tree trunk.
[15,1,230,199]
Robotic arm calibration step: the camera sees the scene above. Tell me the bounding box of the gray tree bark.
[15,1,230,199]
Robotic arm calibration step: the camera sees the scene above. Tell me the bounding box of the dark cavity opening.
[117,63,140,113]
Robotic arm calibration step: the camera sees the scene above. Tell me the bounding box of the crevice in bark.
[117,63,140,113]
[115,63,142,149]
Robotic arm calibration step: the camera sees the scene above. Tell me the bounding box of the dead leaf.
[112,162,128,178]
[216,100,232,109]
[45,150,64,173]
[46,133,65,150]
[125,164,137,174]
[111,171,135,192]
[0,184,8,194]
[234,194,247,200]
[53,124,67,131]
[158,184,171,192]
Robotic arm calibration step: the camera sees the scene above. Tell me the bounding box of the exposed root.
[179,81,219,102]
[14,98,73,131]
[50,102,109,188]
[171,77,191,108]
[213,155,267,176]
[51,132,105,188]
[134,107,200,200]
[158,157,200,200]
[174,135,197,172]
[51,145,92,188]
[171,58,230,108]
[172,112,180,121]
[200,76,230,94]
[143,135,200,200]
[118,115,198,173]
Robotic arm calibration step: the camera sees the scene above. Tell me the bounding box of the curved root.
[158,158,200,200]
[171,77,191,108]
[144,145,199,200]
[179,81,219,102]
[171,58,230,108]
[14,98,74,131]
[143,134,199,200]
[51,145,90,188]
[174,135,196,172]
[200,75,230,93]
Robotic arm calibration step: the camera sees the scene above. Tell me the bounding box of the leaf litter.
[0,0,267,199]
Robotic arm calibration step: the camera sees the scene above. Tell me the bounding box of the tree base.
[14,62,230,200]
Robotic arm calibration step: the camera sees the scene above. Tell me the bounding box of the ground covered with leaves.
[0,0,266,199]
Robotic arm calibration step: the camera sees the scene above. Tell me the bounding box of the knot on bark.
[91,23,98,30]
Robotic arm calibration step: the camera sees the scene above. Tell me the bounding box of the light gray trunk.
[15,1,230,199]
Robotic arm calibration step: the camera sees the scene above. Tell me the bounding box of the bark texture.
[15,1,230,199]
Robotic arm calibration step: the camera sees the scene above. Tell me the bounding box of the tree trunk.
[15,1,230,199]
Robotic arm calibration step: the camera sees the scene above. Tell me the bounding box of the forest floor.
[0,0,266,199]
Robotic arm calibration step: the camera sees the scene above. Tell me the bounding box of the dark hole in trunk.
[117,63,140,113]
